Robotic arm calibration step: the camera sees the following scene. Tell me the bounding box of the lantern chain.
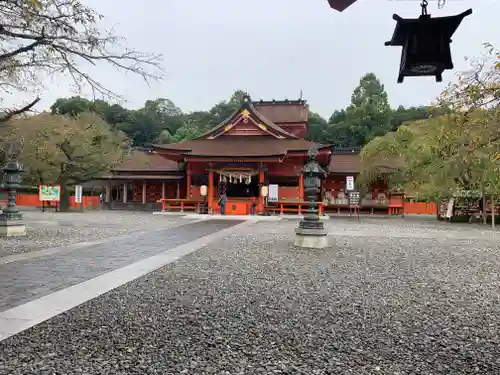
[420,0,428,16]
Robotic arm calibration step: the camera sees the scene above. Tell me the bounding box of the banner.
[38,185,61,202]
[74,185,83,204]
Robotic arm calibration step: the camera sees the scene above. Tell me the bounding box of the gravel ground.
[2,218,500,374]
[0,210,184,257]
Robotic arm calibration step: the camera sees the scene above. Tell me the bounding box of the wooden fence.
[2,194,101,208]
[3,193,438,215]
[403,201,437,215]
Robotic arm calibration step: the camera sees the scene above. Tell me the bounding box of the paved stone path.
[2,217,500,374]
[0,219,242,312]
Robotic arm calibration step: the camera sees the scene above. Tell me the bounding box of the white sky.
[7,0,499,119]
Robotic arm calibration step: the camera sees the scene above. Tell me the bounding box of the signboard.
[346,176,355,191]
[74,185,83,204]
[348,191,360,207]
[38,185,61,202]
[268,184,279,202]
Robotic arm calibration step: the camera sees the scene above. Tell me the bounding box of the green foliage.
[47,77,440,149]
[310,73,436,148]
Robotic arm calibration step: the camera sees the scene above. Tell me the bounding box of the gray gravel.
[2,218,500,374]
[0,210,184,257]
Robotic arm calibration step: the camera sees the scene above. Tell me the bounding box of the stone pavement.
[0,219,243,312]
[2,217,500,374]
[0,210,189,257]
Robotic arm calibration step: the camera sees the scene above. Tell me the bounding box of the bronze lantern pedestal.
[294,147,328,249]
[0,160,26,237]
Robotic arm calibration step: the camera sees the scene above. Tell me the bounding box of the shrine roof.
[328,148,405,174]
[153,137,331,158]
[328,149,361,173]
[253,100,309,123]
[198,96,298,140]
[113,150,182,172]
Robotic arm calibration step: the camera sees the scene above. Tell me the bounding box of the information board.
[268,184,279,202]
[38,185,61,202]
[74,185,83,204]
[348,191,360,207]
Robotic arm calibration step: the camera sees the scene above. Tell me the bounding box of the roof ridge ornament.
[385,3,472,83]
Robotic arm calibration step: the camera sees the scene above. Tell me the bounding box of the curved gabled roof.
[153,137,331,158]
[197,95,297,140]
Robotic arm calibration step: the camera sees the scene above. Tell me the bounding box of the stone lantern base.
[294,227,328,249]
[0,216,26,237]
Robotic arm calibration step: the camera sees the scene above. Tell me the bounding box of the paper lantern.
[200,185,207,196]
[261,185,269,197]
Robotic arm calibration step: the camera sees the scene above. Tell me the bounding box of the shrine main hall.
[98,95,403,215]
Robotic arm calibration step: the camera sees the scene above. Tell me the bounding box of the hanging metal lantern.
[385,1,472,83]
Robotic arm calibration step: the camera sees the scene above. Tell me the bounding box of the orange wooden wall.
[13,194,100,208]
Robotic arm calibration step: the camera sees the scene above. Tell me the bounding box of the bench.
[157,199,204,213]
[274,200,325,215]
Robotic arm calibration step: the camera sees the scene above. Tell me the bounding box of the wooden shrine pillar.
[208,170,214,212]
[105,182,111,203]
[161,181,166,199]
[299,173,304,201]
[258,169,265,214]
[142,181,147,204]
[176,181,180,199]
[122,182,127,204]
[186,166,192,198]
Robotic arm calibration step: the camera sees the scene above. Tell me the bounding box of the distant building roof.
[113,150,181,172]
[253,100,309,124]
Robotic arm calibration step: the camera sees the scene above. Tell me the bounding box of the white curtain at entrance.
[217,170,257,184]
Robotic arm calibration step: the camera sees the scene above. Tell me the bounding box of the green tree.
[210,90,247,123]
[0,112,128,210]
[344,73,392,147]
[306,111,328,141]
[156,129,173,144]
[172,111,218,142]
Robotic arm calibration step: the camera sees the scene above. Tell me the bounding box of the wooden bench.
[274,200,325,215]
[157,199,204,213]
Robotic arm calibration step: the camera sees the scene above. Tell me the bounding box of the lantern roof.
[385,9,473,47]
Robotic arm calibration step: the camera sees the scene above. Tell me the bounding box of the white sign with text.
[346,176,355,191]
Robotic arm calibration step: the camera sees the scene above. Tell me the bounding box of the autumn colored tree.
[0,113,128,210]
[360,45,500,201]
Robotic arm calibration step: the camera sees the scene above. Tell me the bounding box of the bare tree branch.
[0,96,40,122]
[0,0,164,121]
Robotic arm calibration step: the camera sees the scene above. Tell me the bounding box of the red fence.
[13,194,100,208]
[404,202,437,215]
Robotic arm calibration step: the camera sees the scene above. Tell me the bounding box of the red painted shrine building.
[101,96,403,215]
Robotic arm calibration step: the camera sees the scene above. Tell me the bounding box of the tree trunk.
[482,185,487,225]
[59,184,71,212]
[492,195,496,229]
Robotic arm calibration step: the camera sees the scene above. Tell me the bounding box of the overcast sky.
[18,0,500,119]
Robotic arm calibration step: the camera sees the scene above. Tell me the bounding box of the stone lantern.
[294,147,328,248]
[0,154,26,236]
